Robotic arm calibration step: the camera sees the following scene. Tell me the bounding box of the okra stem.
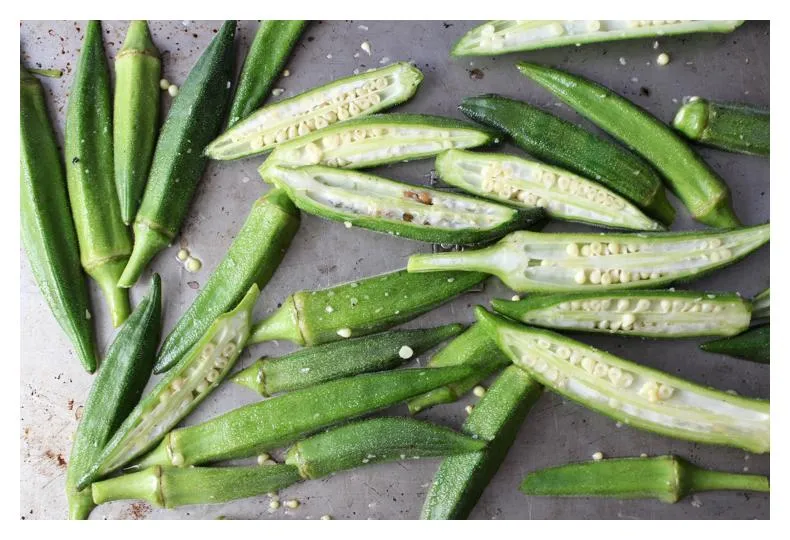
[751,288,769,320]
[673,97,769,156]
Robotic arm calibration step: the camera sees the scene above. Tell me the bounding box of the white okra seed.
[337,328,352,338]
[566,243,580,257]
[592,451,604,461]
[398,346,414,359]
[581,357,596,373]
[574,270,587,284]
[285,499,300,509]
[593,363,609,378]
[589,269,602,284]
[621,313,636,327]
[473,385,487,397]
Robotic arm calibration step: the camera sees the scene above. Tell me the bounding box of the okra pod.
[517,63,740,228]
[421,366,542,519]
[114,20,161,225]
[249,268,487,346]
[435,149,663,231]
[77,286,259,490]
[263,164,546,244]
[407,224,770,293]
[119,21,236,287]
[226,20,306,129]
[477,308,770,453]
[66,275,162,520]
[232,324,463,396]
[452,20,744,56]
[520,455,769,503]
[673,97,769,156]
[154,189,300,373]
[407,323,510,414]
[701,325,770,364]
[133,365,478,469]
[20,66,97,372]
[211,62,423,159]
[65,20,132,326]
[492,290,752,338]
[752,288,769,320]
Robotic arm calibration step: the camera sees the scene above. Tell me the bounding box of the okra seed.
[206,369,220,383]
[325,305,334,313]
[640,453,648,458]
[574,270,587,284]
[608,366,622,385]
[571,301,582,310]
[167,84,179,97]
[222,343,236,357]
[473,385,487,397]
[593,363,609,378]
[556,346,571,359]
[600,272,612,285]
[465,405,474,415]
[534,360,548,373]
[285,500,300,509]
[569,352,582,365]
[170,378,185,392]
[185,257,202,272]
[537,339,551,349]
[620,373,634,388]
[172,453,185,467]
[701,303,713,313]
[558,176,570,190]
[590,242,602,255]
[608,242,620,255]
[658,384,675,400]
[176,249,189,261]
[709,238,722,248]
[337,328,352,338]
[619,270,631,283]
[321,515,333,520]
[609,320,621,332]
[635,299,651,312]
[581,245,591,256]
[257,453,271,465]
[269,500,281,510]
[592,452,604,461]
[159,78,170,90]
[627,244,638,253]
[598,320,610,330]
[659,300,671,313]
[196,381,209,394]
[589,269,602,284]
[713,305,723,313]
[566,243,580,257]
[398,345,414,359]
[214,357,228,370]
[622,313,636,327]
[581,357,596,373]
[545,368,559,382]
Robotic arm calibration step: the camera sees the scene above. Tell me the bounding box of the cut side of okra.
[452,20,744,56]
[407,224,770,293]
[208,62,423,160]
[477,308,770,454]
[492,290,751,338]
[435,150,662,231]
[263,164,545,244]
[261,113,496,170]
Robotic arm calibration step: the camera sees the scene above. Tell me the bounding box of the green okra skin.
[673,97,769,156]
[154,189,300,373]
[285,417,486,479]
[119,21,237,287]
[520,455,769,503]
[20,66,97,373]
[76,285,260,491]
[517,63,740,228]
[407,323,510,415]
[263,164,546,245]
[232,324,464,396]
[701,325,770,364]
[249,268,488,346]
[27,67,63,78]
[452,20,744,56]
[65,20,132,327]
[226,20,306,129]
[751,288,769,320]
[407,224,770,293]
[114,21,161,226]
[476,308,770,453]
[66,274,162,519]
[421,366,542,519]
[133,365,479,469]
[459,95,674,226]
[492,290,752,339]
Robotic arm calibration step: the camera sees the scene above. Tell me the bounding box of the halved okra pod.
[232,324,464,396]
[261,113,496,170]
[77,286,259,490]
[407,224,770,293]
[751,288,769,320]
[66,275,162,520]
[517,63,740,228]
[225,20,306,129]
[520,455,769,503]
[120,21,237,287]
[154,189,300,373]
[20,66,97,372]
[211,62,423,159]
[452,20,744,56]
[263,164,546,244]
[477,308,770,453]
[249,268,487,346]
[421,366,542,519]
[701,325,770,364]
[435,149,663,231]
[65,20,132,326]
[492,290,752,338]
[113,20,161,225]
[673,97,769,156]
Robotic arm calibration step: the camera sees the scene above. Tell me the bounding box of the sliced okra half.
[435,149,663,231]
[477,308,770,454]
[492,290,752,338]
[206,62,423,160]
[407,224,770,293]
[263,164,545,244]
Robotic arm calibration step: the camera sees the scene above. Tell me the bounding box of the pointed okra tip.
[489,297,522,320]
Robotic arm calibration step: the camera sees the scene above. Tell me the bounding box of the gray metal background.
[20,20,769,520]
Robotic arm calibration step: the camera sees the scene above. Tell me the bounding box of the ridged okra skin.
[65,20,132,327]
[114,20,161,225]
[421,366,542,519]
[120,21,237,287]
[154,189,300,373]
[516,63,740,228]
[701,325,770,364]
[20,67,97,373]
[673,97,769,156]
[520,455,769,503]
[250,268,488,346]
[66,275,161,519]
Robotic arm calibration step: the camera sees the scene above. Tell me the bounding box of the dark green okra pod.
[66,275,162,519]
[65,20,132,326]
[232,324,464,396]
[520,455,769,503]
[20,66,97,372]
[673,97,769,156]
[154,189,300,373]
[701,325,770,364]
